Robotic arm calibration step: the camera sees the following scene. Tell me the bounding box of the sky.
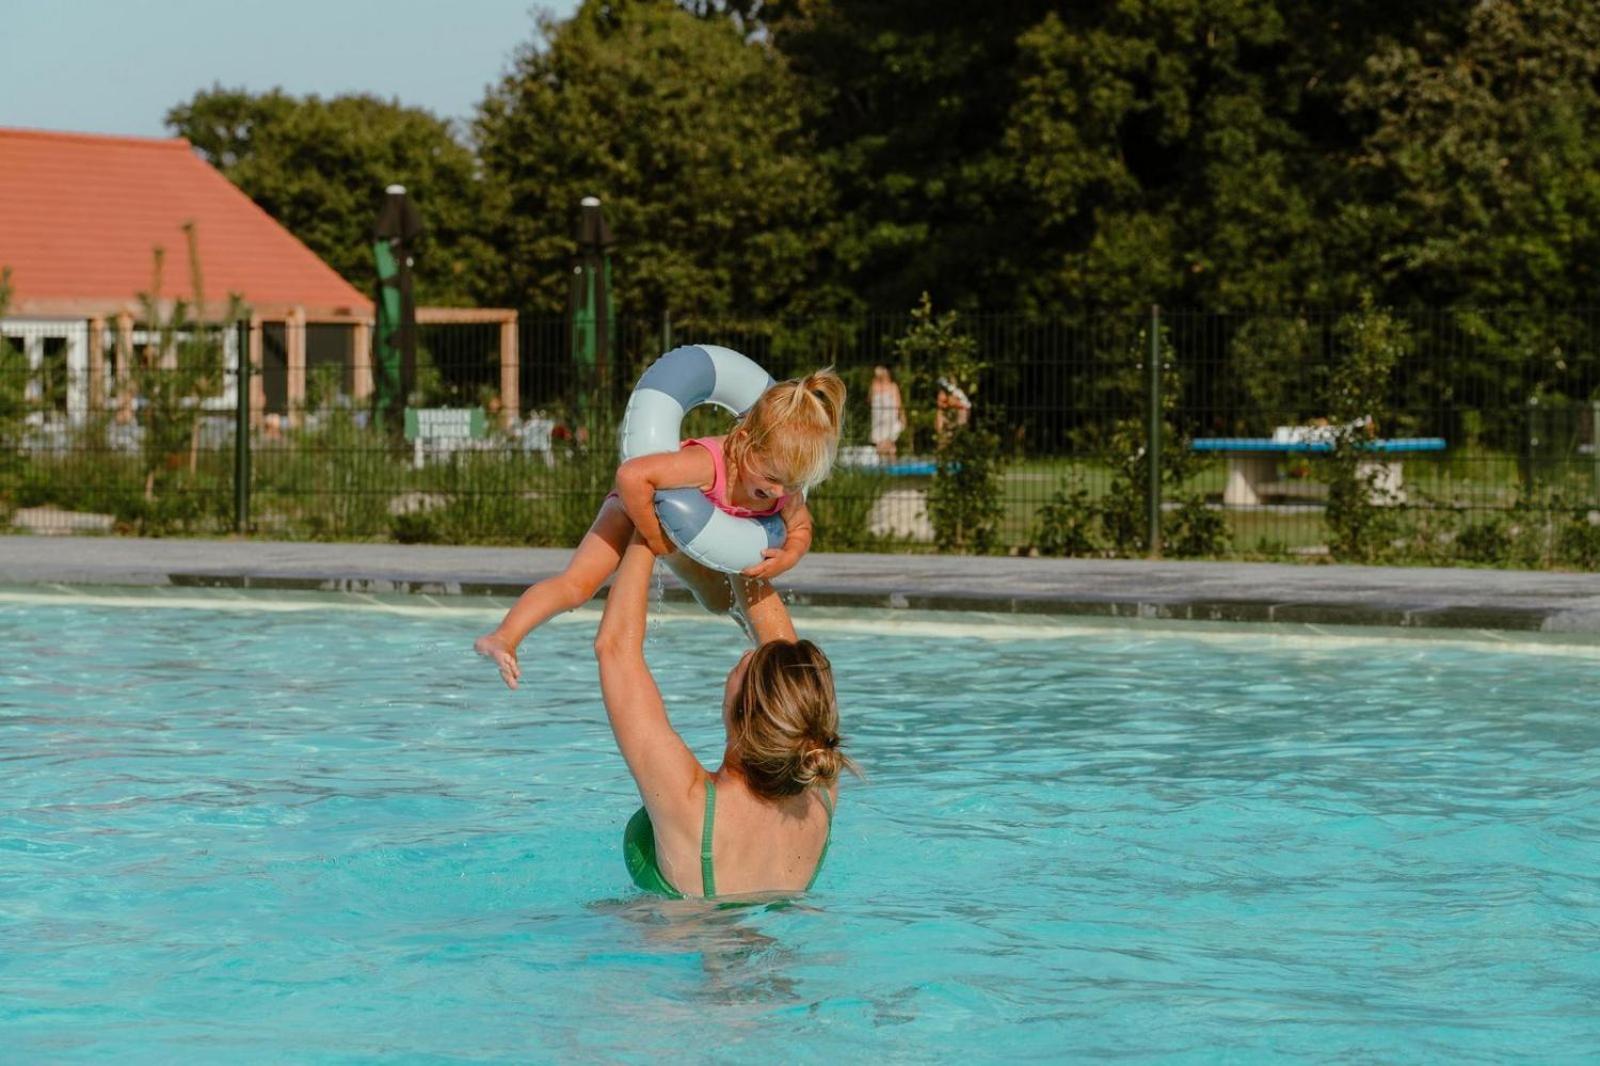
[1,0,582,139]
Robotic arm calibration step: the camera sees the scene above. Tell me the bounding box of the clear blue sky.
[2,0,581,138]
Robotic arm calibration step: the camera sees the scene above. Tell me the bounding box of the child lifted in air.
[475,369,846,689]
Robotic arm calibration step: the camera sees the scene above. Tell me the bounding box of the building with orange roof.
[0,127,517,425]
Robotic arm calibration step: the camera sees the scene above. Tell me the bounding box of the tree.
[1003,2,1346,312]
[167,87,491,306]
[764,1,1057,313]
[473,0,843,320]
[1319,299,1409,562]
[1330,1,1600,435]
[767,1,1465,314]
[889,296,1007,551]
[132,224,245,514]
[1337,0,1600,310]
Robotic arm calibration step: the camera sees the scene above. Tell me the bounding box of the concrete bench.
[1191,437,1447,506]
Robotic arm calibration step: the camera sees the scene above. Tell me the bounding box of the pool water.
[2,592,1597,1062]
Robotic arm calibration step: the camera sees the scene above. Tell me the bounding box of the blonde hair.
[728,639,856,798]
[725,368,846,492]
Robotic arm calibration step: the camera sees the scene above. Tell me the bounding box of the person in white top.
[868,365,905,460]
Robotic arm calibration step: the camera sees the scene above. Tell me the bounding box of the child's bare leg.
[475,497,633,688]
[663,553,735,616]
[732,575,798,645]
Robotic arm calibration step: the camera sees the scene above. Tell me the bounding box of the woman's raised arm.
[593,536,700,811]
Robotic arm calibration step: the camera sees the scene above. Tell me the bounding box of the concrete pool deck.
[4,534,1600,634]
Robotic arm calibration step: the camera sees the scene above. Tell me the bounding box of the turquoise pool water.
[1,592,1596,1062]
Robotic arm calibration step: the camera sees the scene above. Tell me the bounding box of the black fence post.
[234,321,251,533]
[1147,304,1162,556]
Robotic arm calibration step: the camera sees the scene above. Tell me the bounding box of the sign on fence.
[404,407,489,469]
[404,407,488,442]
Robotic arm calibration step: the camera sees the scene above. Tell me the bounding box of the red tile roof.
[0,127,370,318]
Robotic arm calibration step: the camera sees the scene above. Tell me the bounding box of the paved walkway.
[4,535,1600,633]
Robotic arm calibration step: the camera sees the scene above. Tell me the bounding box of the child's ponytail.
[801,369,846,439]
[729,367,848,492]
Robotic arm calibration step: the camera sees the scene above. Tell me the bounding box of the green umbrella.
[372,184,423,425]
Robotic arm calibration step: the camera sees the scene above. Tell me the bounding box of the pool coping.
[3,534,1600,634]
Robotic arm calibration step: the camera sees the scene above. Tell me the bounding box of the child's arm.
[741,496,813,580]
[614,446,715,556]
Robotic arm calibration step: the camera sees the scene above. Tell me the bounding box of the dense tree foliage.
[167,87,490,306]
[761,1,1057,312]
[1339,1,1600,309]
[163,0,1600,318]
[1004,2,1324,310]
[474,1,842,318]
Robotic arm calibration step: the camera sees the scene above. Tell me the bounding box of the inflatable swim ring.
[619,345,786,574]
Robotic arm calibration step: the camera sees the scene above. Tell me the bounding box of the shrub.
[1032,476,1101,557]
[928,421,1005,553]
[1558,514,1600,569]
[894,295,1007,553]
[1164,495,1229,559]
[1455,514,1512,565]
[132,228,246,529]
[1099,322,1227,558]
[1321,299,1409,563]
[256,411,406,540]
[0,268,24,522]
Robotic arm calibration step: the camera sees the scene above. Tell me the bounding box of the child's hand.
[741,546,801,580]
[474,632,521,690]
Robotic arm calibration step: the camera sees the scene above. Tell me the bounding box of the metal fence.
[4,309,1599,567]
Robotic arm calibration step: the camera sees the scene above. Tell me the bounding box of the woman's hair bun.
[731,639,857,796]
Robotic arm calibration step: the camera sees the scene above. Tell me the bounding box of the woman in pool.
[595,534,853,899]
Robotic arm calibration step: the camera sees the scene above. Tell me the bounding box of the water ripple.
[1,599,1597,1061]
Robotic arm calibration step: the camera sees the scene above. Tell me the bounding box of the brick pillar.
[115,311,134,424]
[352,319,372,404]
[499,316,520,427]
[286,307,307,428]
[248,313,265,430]
[87,316,105,414]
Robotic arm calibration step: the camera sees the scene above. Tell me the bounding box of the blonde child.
[475,369,846,689]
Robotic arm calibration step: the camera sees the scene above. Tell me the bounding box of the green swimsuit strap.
[805,787,835,892]
[700,778,717,899]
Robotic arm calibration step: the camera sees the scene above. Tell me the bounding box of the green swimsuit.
[623,779,834,899]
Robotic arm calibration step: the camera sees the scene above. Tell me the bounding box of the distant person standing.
[869,365,905,460]
[935,376,971,437]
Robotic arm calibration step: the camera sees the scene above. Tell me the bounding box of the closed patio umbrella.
[569,195,614,425]
[372,184,423,425]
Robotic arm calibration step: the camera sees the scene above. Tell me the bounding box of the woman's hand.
[741,546,802,580]
[474,632,521,690]
[594,532,657,662]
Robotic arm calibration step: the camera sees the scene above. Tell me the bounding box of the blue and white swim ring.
[619,344,786,575]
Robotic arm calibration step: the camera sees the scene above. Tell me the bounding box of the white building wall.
[0,316,239,423]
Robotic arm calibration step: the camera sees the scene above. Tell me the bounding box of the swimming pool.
[2,590,1596,1061]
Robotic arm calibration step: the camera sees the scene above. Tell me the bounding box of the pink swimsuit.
[683,437,790,518]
